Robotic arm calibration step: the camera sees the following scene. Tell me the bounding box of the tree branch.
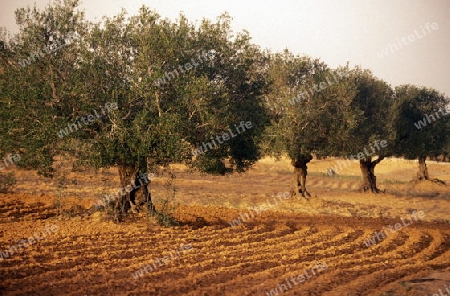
[372,155,385,165]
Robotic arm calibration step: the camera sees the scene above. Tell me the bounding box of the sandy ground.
[0,157,449,295]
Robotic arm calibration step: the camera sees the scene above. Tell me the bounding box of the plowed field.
[1,157,450,295]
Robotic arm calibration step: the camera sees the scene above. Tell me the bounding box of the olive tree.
[344,68,394,193]
[393,85,449,180]
[0,1,269,221]
[263,51,359,197]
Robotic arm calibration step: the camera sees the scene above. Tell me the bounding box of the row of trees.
[0,0,449,218]
[263,52,449,196]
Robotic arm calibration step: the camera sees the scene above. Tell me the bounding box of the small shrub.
[0,172,17,193]
[154,172,179,227]
[54,172,68,216]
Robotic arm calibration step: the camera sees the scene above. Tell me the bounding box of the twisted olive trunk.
[359,156,384,193]
[115,163,155,221]
[417,156,430,180]
[115,166,137,221]
[291,155,313,198]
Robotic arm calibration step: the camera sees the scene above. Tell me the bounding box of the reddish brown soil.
[1,157,450,295]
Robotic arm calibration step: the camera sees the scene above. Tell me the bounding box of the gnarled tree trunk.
[115,166,137,221]
[417,156,430,180]
[128,172,154,213]
[360,156,384,193]
[291,154,313,199]
[115,162,155,222]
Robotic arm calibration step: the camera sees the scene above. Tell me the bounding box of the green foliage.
[262,50,360,161]
[75,8,268,176]
[343,68,395,157]
[0,0,87,177]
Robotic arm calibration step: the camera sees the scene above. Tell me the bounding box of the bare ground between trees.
[0,157,449,295]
